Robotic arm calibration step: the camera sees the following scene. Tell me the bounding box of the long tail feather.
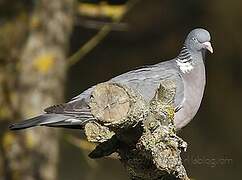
[9,115,48,130]
[9,114,88,130]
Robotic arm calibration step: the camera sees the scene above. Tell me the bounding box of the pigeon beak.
[203,42,213,53]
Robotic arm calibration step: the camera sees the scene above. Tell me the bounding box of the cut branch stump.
[84,81,189,180]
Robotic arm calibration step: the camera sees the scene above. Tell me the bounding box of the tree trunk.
[0,0,74,179]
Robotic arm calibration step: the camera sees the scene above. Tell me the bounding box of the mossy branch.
[84,80,189,180]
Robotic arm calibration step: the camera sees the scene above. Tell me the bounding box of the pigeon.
[9,28,213,131]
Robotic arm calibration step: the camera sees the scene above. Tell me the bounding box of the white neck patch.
[176,60,194,73]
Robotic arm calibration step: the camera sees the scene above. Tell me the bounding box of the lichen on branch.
[84,80,189,180]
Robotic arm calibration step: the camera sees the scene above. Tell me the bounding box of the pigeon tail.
[9,114,89,130]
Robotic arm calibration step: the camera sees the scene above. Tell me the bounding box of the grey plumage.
[9,28,213,131]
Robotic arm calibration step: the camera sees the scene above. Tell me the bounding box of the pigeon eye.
[192,37,197,41]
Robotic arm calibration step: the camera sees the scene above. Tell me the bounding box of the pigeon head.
[185,28,213,54]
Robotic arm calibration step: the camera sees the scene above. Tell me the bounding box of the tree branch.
[67,0,141,67]
[84,80,189,180]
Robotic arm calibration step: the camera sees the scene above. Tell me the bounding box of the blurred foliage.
[0,0,32,19]
[0,0,73,180]
[2,132,15,150]
[78,2,126,19]
[69,0,138,66]
[33,53,56,73]
[0,14,28,64]
[80,0,128,5]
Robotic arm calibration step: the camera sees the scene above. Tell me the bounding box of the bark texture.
[85,81,189,180]
[0,0,74,179]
